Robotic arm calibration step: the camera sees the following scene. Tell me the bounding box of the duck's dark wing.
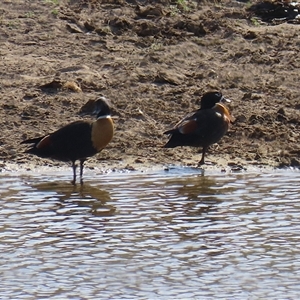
[163,108,228,148]
[21,121,95,161]
[164,110,200,135]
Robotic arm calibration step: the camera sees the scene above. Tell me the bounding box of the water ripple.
[1,168,300,298]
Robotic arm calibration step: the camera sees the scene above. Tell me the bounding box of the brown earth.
[0,0,300,173]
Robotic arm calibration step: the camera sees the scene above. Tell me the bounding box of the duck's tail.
[20,136,44,145]
[163,133,180,148]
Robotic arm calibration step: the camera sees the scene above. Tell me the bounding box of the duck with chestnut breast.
[163,91,233,165]
[21,97,114,185]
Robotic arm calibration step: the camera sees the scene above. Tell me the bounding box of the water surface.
[1,167,300,299]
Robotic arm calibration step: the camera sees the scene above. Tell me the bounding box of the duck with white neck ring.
[21,96,114,185]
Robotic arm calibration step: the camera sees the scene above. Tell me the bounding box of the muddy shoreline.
[1,0,300,173]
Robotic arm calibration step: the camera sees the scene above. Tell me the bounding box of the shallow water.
[1,167,300,299]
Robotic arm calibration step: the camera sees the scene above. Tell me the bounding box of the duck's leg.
[198,146,207,165]
[71,161,77,185]
[79,159,85,185]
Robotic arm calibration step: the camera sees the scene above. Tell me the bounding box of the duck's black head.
[93,96,111,118]
[79,96,112,118]
[199,91,230,110]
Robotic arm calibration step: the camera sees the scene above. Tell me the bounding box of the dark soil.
[1,0,300,173]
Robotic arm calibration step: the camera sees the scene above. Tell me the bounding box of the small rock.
[66,23,83,34]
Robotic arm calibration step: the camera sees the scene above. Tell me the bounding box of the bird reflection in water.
[32,181,116,217]
[161,171,235,223]
[160,173,236,256]
[163,174,220,215]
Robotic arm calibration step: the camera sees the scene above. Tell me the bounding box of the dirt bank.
[0,0,300,173]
